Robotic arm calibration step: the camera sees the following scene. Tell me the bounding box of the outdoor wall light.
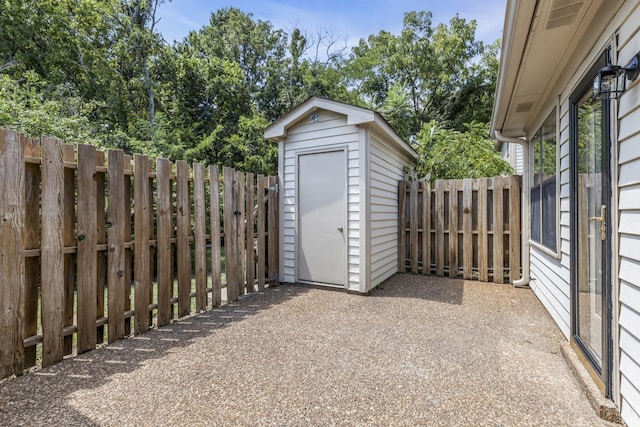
[593,53,640,99]
[310,108,319,123]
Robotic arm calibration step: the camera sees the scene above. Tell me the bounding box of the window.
[531,110,557,252]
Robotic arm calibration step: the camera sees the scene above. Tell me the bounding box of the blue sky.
[156,0,507,48]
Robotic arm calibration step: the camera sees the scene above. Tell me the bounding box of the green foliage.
[415,121,514,180]
[1,3,504,179]
[0,72,101,145]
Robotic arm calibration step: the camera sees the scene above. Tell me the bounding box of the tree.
[344,12,491,135]
[415,121,513,180]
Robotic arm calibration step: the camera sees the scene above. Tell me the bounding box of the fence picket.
[134,154,152,333]
[435,180,445,276]
[194,163,207,311]
[267,176,278,286]
[40,137,65,366]
[209,165,222,306]
[77,144,97,353]
[422,181,431,275]
[223,167,239,302]
[478,179,489,282]
[246,173,256,293]
[462,179,473,279]
[237,171,247,295]
[410,181,419,273]
[493,177,504,284]
[176,161,191,317]
[0,129,25,378]
[449,181,459,278]
[156,158,173,326]
[108,150,126,342]
[257,175,266,291]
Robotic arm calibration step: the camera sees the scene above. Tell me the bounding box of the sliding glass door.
[571,54,612,395]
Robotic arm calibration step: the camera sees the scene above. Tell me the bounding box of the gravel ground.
[0,275,614,426]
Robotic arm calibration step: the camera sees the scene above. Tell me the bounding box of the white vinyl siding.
[502,142,524,175]
[529,103,570,339]
[368,134,407,288]
[280,110,360,286]
[616,6,640,423]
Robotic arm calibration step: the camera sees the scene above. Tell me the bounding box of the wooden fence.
[0,129,279,379]
[398,175,521,283]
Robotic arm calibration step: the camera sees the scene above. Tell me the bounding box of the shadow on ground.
[0,285,310,426]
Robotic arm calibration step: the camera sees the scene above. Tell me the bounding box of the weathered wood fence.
[398,176,521,283]
[0,129,279,379]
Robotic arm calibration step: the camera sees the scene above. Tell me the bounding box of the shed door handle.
[337,226,343,232]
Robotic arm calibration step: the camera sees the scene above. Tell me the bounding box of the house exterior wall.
[367,132,409,290]
[279,109,361,289]
[501,142,524,175]
[616,5,640,424]
[523,3,640,424]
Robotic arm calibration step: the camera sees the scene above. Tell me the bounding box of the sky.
[155,0,507,48]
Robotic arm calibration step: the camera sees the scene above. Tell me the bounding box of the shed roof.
[264,96,418,160]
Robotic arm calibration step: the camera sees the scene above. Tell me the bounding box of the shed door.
[298,150,347,286]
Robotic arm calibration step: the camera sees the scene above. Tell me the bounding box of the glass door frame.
[569,49,613,397]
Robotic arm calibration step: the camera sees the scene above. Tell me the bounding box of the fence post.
[0,129,25,378]
[40,137,65,366]
[267,176,279,286]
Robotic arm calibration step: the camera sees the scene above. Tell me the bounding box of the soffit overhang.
[491,0,620,140]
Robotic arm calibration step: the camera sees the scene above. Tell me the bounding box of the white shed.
[265,97,417,293]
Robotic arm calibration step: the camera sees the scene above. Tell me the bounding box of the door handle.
[337,226,343,232]
[588,205,606,241]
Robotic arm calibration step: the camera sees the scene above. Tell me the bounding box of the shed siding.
[281,110,361,287]
[369,133,406,288]
[617,9,640,423]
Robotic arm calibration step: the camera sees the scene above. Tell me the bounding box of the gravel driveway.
[0,275,612,426]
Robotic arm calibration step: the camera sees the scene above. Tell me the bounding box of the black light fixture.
[594,53,640,99]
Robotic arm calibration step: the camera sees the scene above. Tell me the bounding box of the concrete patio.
[0,275,615,426]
